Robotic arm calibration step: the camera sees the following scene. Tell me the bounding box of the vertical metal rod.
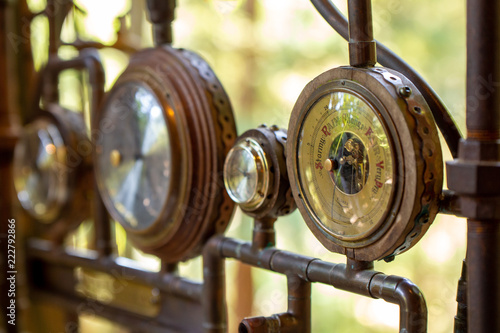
[146,0,176,46]
[465,1,500,331]
[466,0,500,141]
[287,275,311,333]
[467,221,500,332]
[0,1,20,332]
[46,0,58,55]
[310,0,462,157]
[203,237,227,333]
[454,259,467,333]
[347,0,376,67]
[251,217,276,251]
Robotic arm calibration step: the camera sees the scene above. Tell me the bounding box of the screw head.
[399,86,412,98]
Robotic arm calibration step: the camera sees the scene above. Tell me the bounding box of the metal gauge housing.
[287,66,443,261]
[224,125,296,219]
[14,104,91,239]
[224,137,269,210]
[94,46,237,262]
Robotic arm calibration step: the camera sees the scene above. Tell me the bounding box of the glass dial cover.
[224,138,268,210]
[297,90,395,241]
[96,82,172,230]
[14,118,67,221]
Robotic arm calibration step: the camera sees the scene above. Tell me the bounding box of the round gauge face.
[297,90,395,242]
[224,138,268,210]
[14,118,67,222]
[96,81,172,231]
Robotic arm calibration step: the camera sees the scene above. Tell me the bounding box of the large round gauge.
[287,67,443,261]
[96,82,171,231]
[94,46,237,262]
[14,104,91,240]
[297,90,395,242]
[223,126,296,219]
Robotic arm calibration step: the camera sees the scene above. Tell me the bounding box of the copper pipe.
[454,259,467,333]
[205,237,427,333]
[310,0,462,158]
[466,0,500,140]
[36,50,110,256]
[46,0,58,55]
[463,0,500,331]
[146,0,176,46]
[251,217,276,251]
[203,236,228,333]
[438,190,462,216]
[28,239,203,301]
[347,0,376,67]
[239,275,311,333]
[239,314,296,333]
[467,220,500,332]
[286,275,311,332]
[1,2,20,331]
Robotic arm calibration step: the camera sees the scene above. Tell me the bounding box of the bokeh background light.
[25,0,467,332]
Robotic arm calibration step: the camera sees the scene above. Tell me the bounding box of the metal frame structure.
[1,0,499,332]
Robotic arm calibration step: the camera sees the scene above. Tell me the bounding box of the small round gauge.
[288,67,443,261]
[96,82,171,231]
[224,126,296,219]
[224,138,268,210]
[94,46,237,262]
[14,117,67,222]
[13,104,91,240]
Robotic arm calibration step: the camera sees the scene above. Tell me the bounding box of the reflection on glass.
[224,145,258,204]
[14,118,67,221]
[96,82,171,230]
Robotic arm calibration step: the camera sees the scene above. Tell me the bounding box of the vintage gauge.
[224,125,296,219]
[14,104,91,239]
[287,67,443,261]
[94,46,237,262]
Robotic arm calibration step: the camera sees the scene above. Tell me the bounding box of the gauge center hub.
[327,132,369,195]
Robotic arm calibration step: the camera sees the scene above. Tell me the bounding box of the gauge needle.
[236,167,247,176]
[331,111,348,217]
[115,159,144,217]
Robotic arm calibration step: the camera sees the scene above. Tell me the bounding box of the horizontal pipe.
[209,237,427,332]
[27,239,202,302]
[239,313,297,333]
[32,291,170,333]
[439,190,462,216]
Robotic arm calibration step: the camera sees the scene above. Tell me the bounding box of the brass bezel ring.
[225,126,297,219]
